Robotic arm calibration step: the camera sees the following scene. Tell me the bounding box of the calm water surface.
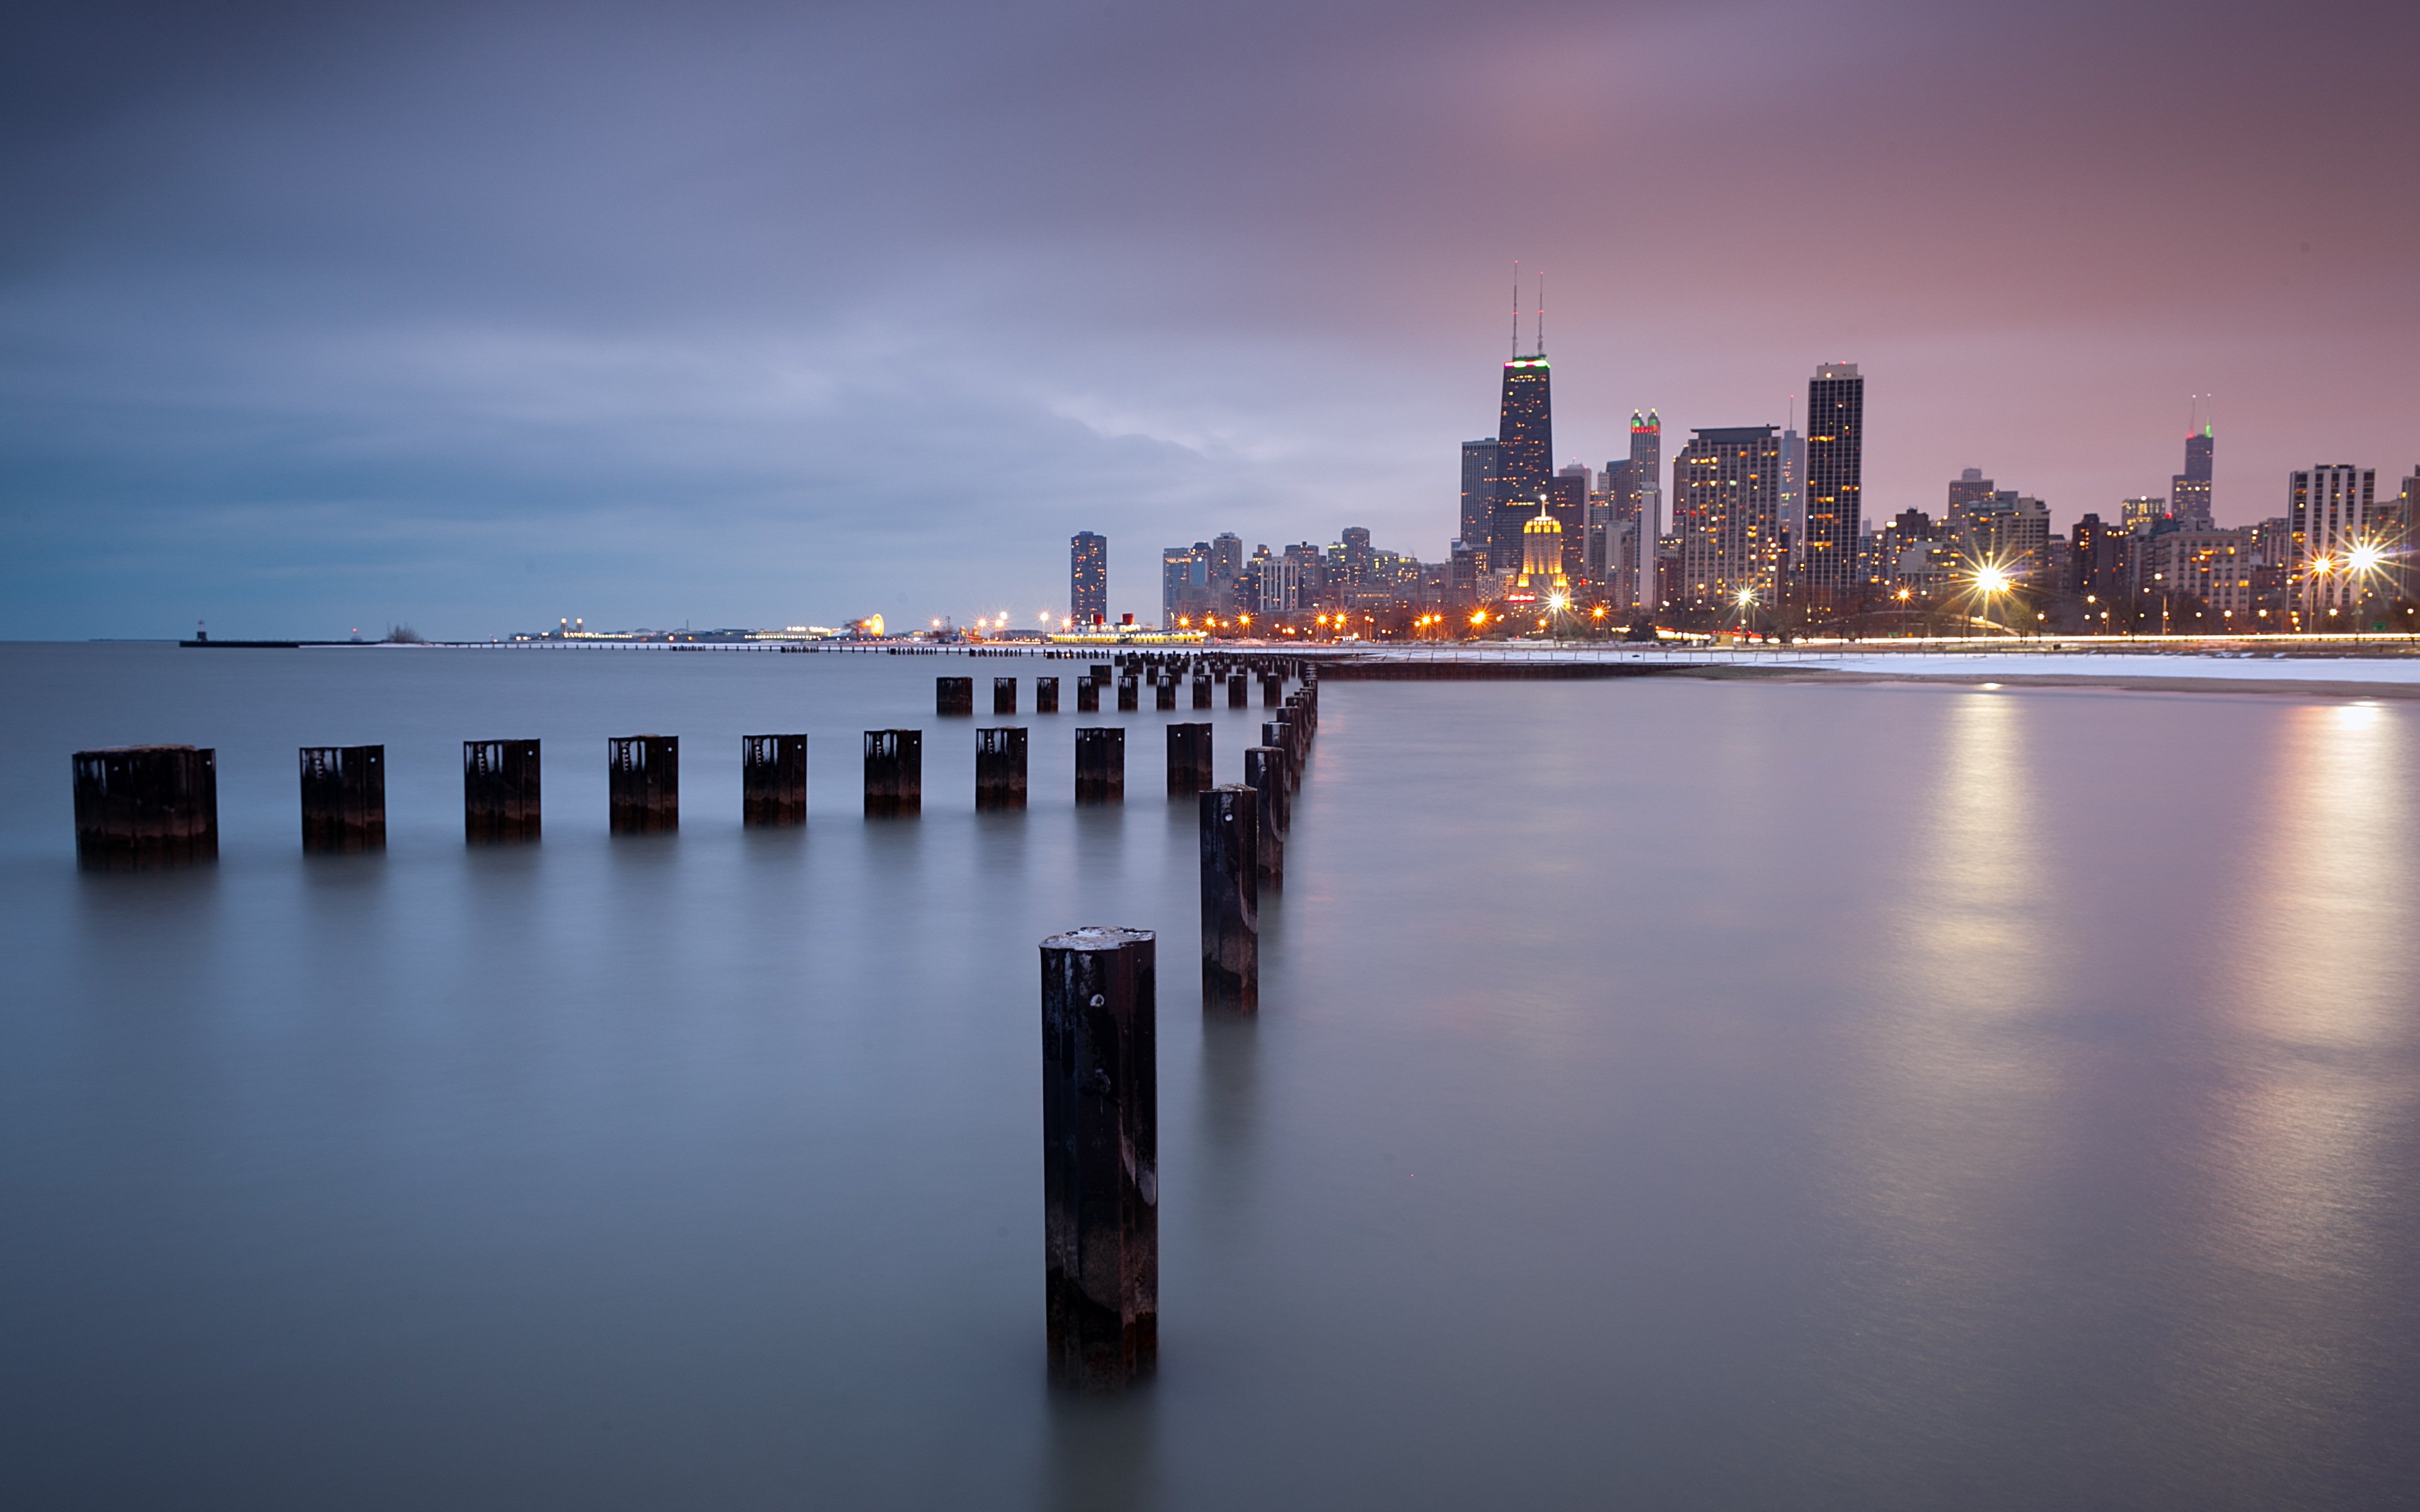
[3,644,2415,1509]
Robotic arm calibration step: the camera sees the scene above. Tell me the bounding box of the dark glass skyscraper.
[1490,355,1553,573]
[1069,532,1107,626]
[1803,363,1864,610]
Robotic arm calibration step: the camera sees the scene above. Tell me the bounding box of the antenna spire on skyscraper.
[1536,271,1545,357]
[1511,261,1520,360]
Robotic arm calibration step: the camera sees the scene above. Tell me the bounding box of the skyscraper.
[1069,532,1107,625]
[1459,440,1501,564]
[2173,410,2215,529]
[2288,466,2376,621]
[1804,363,1864,611]
[1628,411,1662,542]
[1672,425,1782,610]
[1490,345,1553,575]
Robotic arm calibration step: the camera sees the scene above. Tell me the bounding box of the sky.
[3,0,2415,639]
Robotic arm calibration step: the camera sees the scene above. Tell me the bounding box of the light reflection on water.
[2,648,2416,1511]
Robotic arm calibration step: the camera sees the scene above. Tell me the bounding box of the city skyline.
[3,1,2415,639]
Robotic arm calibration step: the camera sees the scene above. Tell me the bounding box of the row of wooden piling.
[67,679,1310,866]
[1043,668,1320,1392]
[938,669,1289,716]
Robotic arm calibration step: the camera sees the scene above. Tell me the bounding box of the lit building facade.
[1803,363,1864,610]
[1069,532,1108,625]
[2289,465,2377,619]
[1490,355,1553,573]
[1460,440,1501,566]
[2173,421,2215,529]
[1673,425,1783,610]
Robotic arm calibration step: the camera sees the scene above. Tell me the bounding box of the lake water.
[3,643,2415,1509]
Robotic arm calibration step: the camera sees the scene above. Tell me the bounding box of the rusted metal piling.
[1191,675,1212,709]
[1091,663,1112,686]
[1035,677,1060,714]
[1228,673,1247,708]
[1165,723,1213,796]
[1198,786,1258,1012]
[977,726,1028,811]
[1076,678,1101,713]
[1075,727,1124,804]
[1245,746,1284,886]
[608,735,679,833]
[1155,678,1177,711]
[1265,719,1297,791]
[72,745,217,870]
[464,739,541,843]
[863,729,923,816]
[1039,925,1158,1392]
[299,745,385,853]
[742,734,808,826]
[994,677,1018,715]
[1117,677,1139,712]
[1262,673,1283,707]
[937,677,974,716]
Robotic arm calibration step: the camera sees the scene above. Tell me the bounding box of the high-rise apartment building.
[1672,425,1783,610]
[1069,532,1108,625]
[1959,491,2051,580]
[2121,496,2170,532]
[1778,426,1806,562]
[1459,440,1501,564]
[2173,418,2215,529]
[2288,466,2376,621]
[1946,469,1995,534]
[1804,364,1864,610]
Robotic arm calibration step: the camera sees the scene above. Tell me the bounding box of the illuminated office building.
[1460,440,1501,566]
[2173,415,2215,529]
[1069,532,1108,624]
[2289,465,2376,620]
[1673,426,1782,610]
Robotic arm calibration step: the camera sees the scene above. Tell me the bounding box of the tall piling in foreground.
[1075,727,1124,804]
[742,734,807,826]
[464,739,541,843]
[1039,926,1158,1392]
[864,729,923,816]
[72,745,217,870]
[608,735,679,833]
[1265,720,1298,791]
[1228,673,1247,708]
[1245,747,1284,885]
[1166,723,1213,796]
[1199,786,1258,1013]
[1076,679,1101,713]
[994,678,1018,715]
[977,726,1028,811]
[1190,675,1212,709]
[1155,679,1177,711]
[1117,677,1139,712]
[937,677,974,716]
[299,745,385,854]
[1035,677,1060,714]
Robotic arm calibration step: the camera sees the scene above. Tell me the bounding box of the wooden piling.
[1190,675,1212,709]
[937,677,975,716]
[71,745,217,870]
[1155,679,1177,711]
[1039,926,1158,1392]
[742,734,808,826]
[977,726,1028,810]
[1074,727,1124,804]
[299,745,385,853]
[863,729,923,816]
[1228,674,1247,708]
[1262,674,1283,707]
[1264,720,1298,791]
[1165,723,1213,796]
[1117,677,1139,712]
[1035,677,1060,714]
[994,677,1018,715]
[464,739,541,843]
[1198,787,1257,1013]
[1076,678,1101,713]
[1245,747,1284,885]
[608,735,679,833]
[1091,663,1112,685]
